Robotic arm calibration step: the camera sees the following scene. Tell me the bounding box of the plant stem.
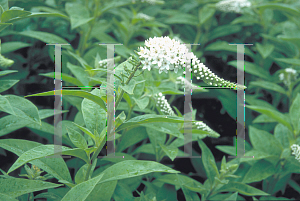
[115,61,141,109]
[84,138,106,181]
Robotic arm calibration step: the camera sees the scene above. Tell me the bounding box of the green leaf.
[0,0,8,11]
[0,193,18,201]
[290,93,300,134]
[274,58,300,66]
[67,62,90,86]
[132,97,149,110]
[97,160,180,184]
[164,13,198,26]
[246,105,293,132]
[72,122,95,141]
[197,139,219,186]
[208,25,242,41]
[24,90,106,111]
[0,42,31,54]
[75,164,89,184]
[14,31,72,50]
[142,122,184,139]
[67,127,88,149]
[255,3,300,16]
[85,180,117,201]
[205,41,255,59]
[146,126,166,160]
[242,160,276,183]
[116,114,192,132]
[7,145,90,174]
[214,181,269,196]
[0,139,72,182]
[249,80,286,95]
[159,143,178,161]
[0,70,17,77]
[253,114,277,123]
[274,124,294,149]
[81,88,106,136]
[255,43,275,59]
[1,10,31,22]
[0,80,19,93]
[61,173,104,201]
[199,4,215,25]
[228,61,272,81]
[249,126,283,156]
[117,127,148,152]
[119,79,137,95]
[0,178,62,198]
[39,72,83,87]
[65,3,94,30]
[0,23,12,32]
[0,95,41,125]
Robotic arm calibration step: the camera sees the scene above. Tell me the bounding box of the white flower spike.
[138,36,246,90]
[291,144,300,162]
[154,92,175,116]
[215,0,251,14]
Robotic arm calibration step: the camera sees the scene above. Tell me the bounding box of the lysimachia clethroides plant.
[0,35,248,201]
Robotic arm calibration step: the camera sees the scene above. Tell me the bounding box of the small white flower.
[136,13,153,21]
[291,144,300,162]
[279,68,298,87]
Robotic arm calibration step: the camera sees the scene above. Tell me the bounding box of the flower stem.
[84,137,106,181]
[115,61,141,109]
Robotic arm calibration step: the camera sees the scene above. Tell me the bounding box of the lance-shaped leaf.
[61,173,104,201]
[24,90,106,111]
[7,145,89,174]
[0,95,41,125]
[0,139,72,182]
[116,114,194,132]
[67,127,88,149]
[97,160,180,184]
[0,177,62,198]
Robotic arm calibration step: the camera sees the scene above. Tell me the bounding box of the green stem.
[192,25,201,52]
[84,138,106,181]
[115,61,141,109]
[78,1,99,56]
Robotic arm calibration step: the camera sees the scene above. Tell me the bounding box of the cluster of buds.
[176,76,200,90]
[0,54,14,68]
[154,92,175,116]
[135,13,154,21]
[194,121,212,132]
[137,36,246,90]
[291,144,300,162]
[215,0,252,14]
[19,164,53,180]
[279,68,298,87]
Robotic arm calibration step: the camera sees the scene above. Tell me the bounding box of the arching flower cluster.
[154,92,175,116]
[215,0,252,14]
[137,36,246,89]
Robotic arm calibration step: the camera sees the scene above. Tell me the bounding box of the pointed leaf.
[61,173,104,201]
[67,127,88,149]
[289,93,300,134]
[198,139,219,185]
[0,95,41,125]
[24,90,106,111]
[7,145,89,174]
[0,177,62,198]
